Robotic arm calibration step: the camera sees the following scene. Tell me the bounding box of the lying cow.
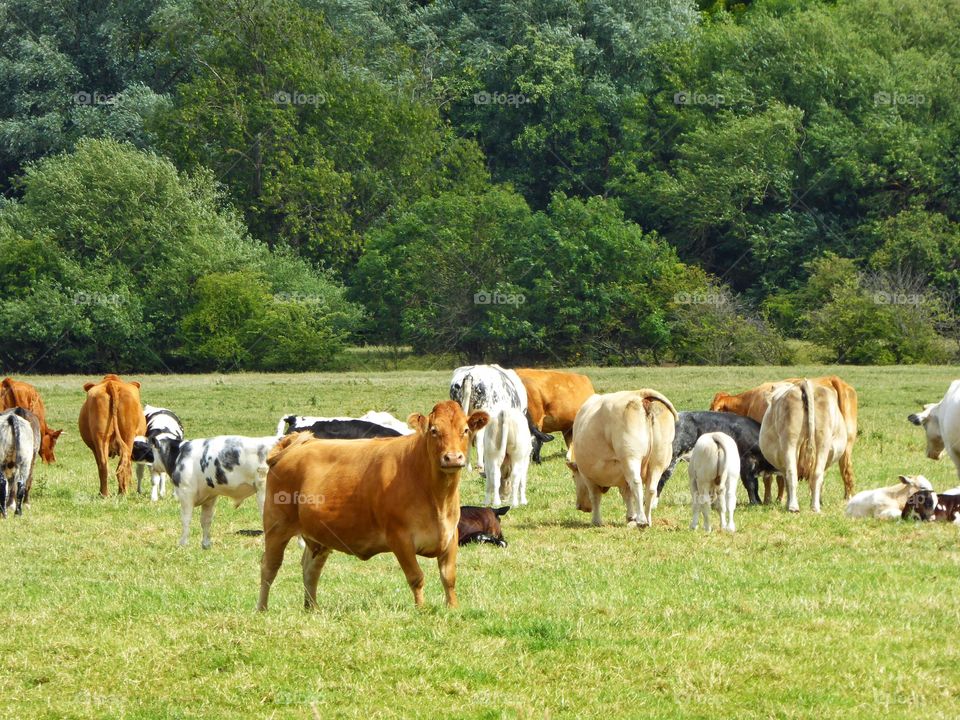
[908,380,960,480]
[845,475,934,520]
[759,380,847,513]
[566,390,677,529]
[1,377,63,463]
[902,489,960,523]
[78,374,147,496]
[657,411,774,505]
[450,364,552,471]
[284,418,402,441]
[458,506,509,547]
[132,405,185,501]
[482,407,533,506]
[712,375,859,499]
[0,409,38,517]
[258,400,489,610]
[277,411,413,437]
[152,434,279,548]
[516,368,594,463]
[689,432,740,533]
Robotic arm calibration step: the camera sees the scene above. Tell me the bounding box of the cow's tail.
[267,431,315,467]
[497,409,510,461]
[713,435,726,487]
[460,374,474,415]
[106,382,128,457]
[799,379,816,478]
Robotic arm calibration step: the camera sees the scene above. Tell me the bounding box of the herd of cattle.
[2,369,960,608]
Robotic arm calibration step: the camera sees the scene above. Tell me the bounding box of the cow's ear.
[899,475,911,485]
[130,381,141,389]
[83,382,95,392]
[407,413,428,434]
[49,429,64,439]
[494,506,510,516]
[467,411,489,433]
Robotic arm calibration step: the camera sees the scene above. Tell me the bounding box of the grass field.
[3,366,960,719]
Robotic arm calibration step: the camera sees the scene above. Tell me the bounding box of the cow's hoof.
[201,543,212,550]
[787,506,800,513]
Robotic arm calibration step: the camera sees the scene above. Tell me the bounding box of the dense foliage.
[1,0,957,369]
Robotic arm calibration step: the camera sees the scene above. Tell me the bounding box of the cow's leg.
[178,495,194,546]
[657,457,679,497]
[724,477,737,532]
[762,472,772,504]
[689,476,699,530]
[776,475,785,503]
[474,427,486,473]
[151,469,162,502]
[255,469,268,518]
[301,544,332,610]
[14,478,25,516]
[136,463,145,495]
[199,498,217,549]
[624,458,648,528]
[589,483,604,527]
[116,450,132,495]
[838,445,855,499]
[742,468,761,506]
[257,522,298,611]
[784,452,800,513]
[513,456,530,506]
[617,484,634,524]
[485,462,500,506]
[388,535,426,606]
[96,445,110,497]
[437,542,459,608]
[0,476,7,519]
[810,460,828,513]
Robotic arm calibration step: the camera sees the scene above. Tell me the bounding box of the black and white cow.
[151,434,278,549]
[449,364,552,470]
[0,408,39,517]
[132,405,185,501]
[276,411,413,439]
[656,411,774,505]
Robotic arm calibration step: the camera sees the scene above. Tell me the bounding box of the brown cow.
[1,378,63,463]
[516,368,595,461]
[78,374,147,496]
[458,505,509,547]
[711,375,858,499]
[258,400,489,611]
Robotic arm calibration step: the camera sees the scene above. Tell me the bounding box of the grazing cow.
[1,377,63,463]
[845,475,934,520]
[450,364,552,471]
[277,411,413,437]
[0,409,37,517]
[711,375,859,499]
[458,506,509,547]
[657,411,775,505]
[151,434,279,548]
[258,400,489,610]
[759,380,848,513]
[908,380,960,480]
[132,405,185,501]
[283,418,402,441]
[78,375,147,496]
[516,368,595,463]
[482,407,533,507]
[565,390,678,529]
[902,489,960,523]
[689,432,740,532]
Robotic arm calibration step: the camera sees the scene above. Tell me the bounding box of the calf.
[845,475,934,520]
[152,434,279,549]
[133,405,185,501]
[482,407,533,507]
[0,409,37,517]
[458,506,509,547]
[258,400,489,610]
[902,489,960,523]
[689,432,740,532]
[277,411,413,437]
[288,418,402,441]
[657,411,774,505]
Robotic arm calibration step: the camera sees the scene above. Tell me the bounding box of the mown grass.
[2,366,960,719]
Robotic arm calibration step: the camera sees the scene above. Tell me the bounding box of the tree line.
[0,0,957,371]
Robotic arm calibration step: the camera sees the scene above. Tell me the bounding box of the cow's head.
[901,487,939,521]
[908,403,944,460]
[709,392,732,413]
[150,436,183,476]
[408,400,488,473]
[39,428,63,463]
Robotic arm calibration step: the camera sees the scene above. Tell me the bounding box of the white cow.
[482,407,533,507]
[450,364,528,472]
[152,434,279,548]
[908,380,960,480]
[133,405,185,501]
[689,432,740,533]
[845,475,934,520]
[759,379,847,513]
[276,411,413,437]
[565,390,678,529]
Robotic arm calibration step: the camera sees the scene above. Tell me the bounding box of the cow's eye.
[462,428,470,436]
[429,426,438,435]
